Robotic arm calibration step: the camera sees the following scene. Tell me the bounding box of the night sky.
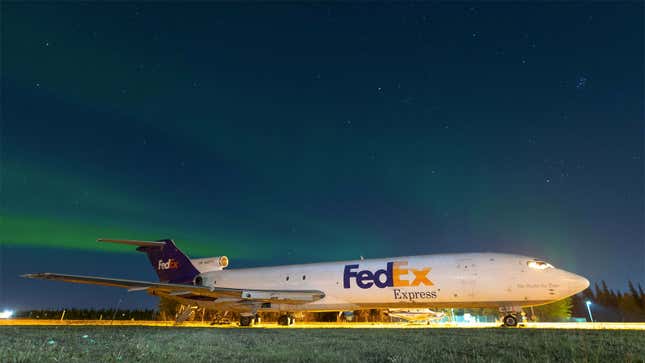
[1,3,643,310]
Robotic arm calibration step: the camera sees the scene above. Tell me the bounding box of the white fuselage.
[188,253,589,313]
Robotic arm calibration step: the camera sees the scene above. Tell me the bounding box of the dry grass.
[1,326,644,362]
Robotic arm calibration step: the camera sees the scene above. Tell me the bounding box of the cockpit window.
[527,260,554,270]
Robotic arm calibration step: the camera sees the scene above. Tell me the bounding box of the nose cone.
[567,273,590,294]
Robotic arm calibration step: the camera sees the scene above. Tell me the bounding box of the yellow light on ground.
[1,319,644,330]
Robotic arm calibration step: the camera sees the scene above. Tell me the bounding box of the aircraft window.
[302,275,306,280]
[527,260,554,270]
[286,276,289,281]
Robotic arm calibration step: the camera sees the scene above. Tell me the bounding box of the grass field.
[1,326,644,362]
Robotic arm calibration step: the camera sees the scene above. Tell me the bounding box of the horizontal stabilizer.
[98,239,167,247]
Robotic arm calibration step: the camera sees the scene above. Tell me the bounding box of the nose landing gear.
[502,314,519,327]
[499,307,525,327]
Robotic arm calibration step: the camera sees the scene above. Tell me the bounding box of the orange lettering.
[410,268,433,286]
[393,261,409,286]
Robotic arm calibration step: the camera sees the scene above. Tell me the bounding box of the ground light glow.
[1,319,645,330]
[0,310,14,319]
[586,301,594,322]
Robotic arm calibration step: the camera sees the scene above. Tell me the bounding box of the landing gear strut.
[277,314,295,326]
[175,305,197,324]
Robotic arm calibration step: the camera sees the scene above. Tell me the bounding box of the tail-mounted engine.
[192,256,228,287]
[191,256,229,273]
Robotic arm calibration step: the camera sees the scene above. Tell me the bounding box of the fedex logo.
[158,258,179,270]
[343,261,433,289]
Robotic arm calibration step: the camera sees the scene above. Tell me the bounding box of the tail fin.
[99,238,199,284]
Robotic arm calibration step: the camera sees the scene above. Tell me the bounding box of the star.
[576,76,588,89]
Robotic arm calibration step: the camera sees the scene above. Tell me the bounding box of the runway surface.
[2,319,644,330]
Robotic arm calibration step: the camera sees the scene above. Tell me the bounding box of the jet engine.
[191,256,229,273]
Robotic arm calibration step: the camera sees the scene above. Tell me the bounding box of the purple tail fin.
[136,239,199,284]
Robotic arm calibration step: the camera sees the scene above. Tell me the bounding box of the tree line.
[570,280,645,322]
[15,308,156,320]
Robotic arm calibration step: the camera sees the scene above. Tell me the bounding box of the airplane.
[23,238,590,327]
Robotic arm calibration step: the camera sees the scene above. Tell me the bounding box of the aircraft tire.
[502,314,518,327]
[277,315,289,326]
[239,316,253,327]
[277,315,295,326]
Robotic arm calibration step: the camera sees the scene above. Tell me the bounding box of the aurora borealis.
[1,3,643,309]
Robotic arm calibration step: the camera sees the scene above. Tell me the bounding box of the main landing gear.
[239,314,261,327]
[277,314,295,326]
[238,313,295,327]
[239,315,254,327]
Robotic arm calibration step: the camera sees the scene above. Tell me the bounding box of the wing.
[22,273,325,304]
